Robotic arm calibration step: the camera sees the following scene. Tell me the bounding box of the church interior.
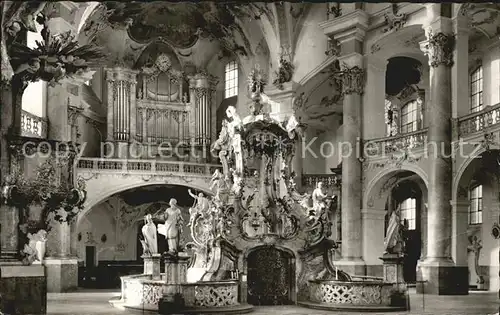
[0,2,499,315]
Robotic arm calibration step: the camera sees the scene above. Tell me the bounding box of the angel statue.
[211,119,231,174]
[188,189,210,215]
[225,106,243,174]
[210,169,226,200]
[22,229,48,265]
[312,182,330,216]
[155,198,184,254]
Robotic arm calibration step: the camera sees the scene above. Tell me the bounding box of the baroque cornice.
[319,9,369,43]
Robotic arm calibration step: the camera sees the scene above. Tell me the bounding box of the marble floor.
[47,289,499,315]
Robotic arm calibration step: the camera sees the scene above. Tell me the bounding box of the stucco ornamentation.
[383,4,407,33]
[335,64,365,96]
[422,32,455,68]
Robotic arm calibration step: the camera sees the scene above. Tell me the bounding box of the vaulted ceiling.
[75,2,312,71]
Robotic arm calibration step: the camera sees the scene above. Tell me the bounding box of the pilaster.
[451,200,469,266]
[451,17,470,118]
[362,209,386,266]
[363,56,388,139]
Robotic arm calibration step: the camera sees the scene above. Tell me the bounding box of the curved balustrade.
[458,103,500,137]
[181,281,239,308]
[76,157,221,176]
[21,110,48,138]
[117,275,240,312]
[309,280,394,306]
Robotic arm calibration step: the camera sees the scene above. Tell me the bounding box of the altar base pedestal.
[158,252,190,314]
[380,253,407,307]
[142,254,161,280]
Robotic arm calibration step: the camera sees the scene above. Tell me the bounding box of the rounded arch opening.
[74,183,210,288]
[364,168,428,283]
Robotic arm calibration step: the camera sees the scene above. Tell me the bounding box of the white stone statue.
[312,182,329,215]
[226,106,243,174]
[22,229,47,265]
[188,189,210,215]
[156,198,184,253]
[384,206,403,254]
[141,214,158,255]
[210,169,226,199]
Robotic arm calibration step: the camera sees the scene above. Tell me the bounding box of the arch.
[76,180,212,228]
[76,2,101,34]
[452,148,500,201]
[364,164,429,210]
[370,24,427,66]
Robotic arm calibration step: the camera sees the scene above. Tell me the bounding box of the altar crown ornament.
[247,64,267,96]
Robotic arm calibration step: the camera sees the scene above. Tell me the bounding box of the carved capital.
[339,66,365,95]
[423,32,455,68]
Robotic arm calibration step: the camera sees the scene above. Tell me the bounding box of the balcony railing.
[458,103,500,137]
[302,174,341,189]
[21,110,47,138]
[365,129,428,156]
[75,157,221,176]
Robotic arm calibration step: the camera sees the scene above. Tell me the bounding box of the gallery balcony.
[21,110,48,139]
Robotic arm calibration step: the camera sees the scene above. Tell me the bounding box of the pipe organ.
[105,63,218,160]
[105,68,138,142]
[189,73,218,146]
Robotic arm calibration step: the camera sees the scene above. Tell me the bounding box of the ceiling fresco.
[461,3,500,40]
[79,2,270,58]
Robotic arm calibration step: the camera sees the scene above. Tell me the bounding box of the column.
[417,11,468,295]
[339,54,365,274]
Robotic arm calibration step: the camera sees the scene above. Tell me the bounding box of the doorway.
[246,246,295,305]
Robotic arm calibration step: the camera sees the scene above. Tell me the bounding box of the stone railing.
[302,174,341,189]
[365,129,428,157]
[21,110,48,138]
[76,157,221,176]
[308,280,394,306]
[182,281,239,308]
[457,103,500,137]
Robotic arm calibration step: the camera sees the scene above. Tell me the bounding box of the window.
[22,23,46,117]
[225,61,238,98]
[470,66,483,113]
[469,185,483,225]
[399,198,416,230]
[400,100,418,134]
